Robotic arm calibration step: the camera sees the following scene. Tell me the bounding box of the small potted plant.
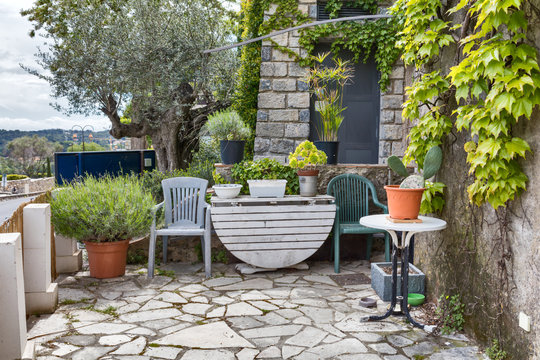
[386,145,443,220]
[50,175,153,278]
[307,52,354,164]
[288,140,327,196]
[204,110,251,165]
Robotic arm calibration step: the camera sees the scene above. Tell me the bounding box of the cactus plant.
[387,146,443,189]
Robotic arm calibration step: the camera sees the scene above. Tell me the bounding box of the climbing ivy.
[390,0,540,210]
[256,0,401,91]
[232,0,266,160]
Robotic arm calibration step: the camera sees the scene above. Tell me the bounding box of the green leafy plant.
[307,53,354,142]
[288,140,327,170]
[203,110,252,141]
[231,0,265,159]
[390,0,540,209]
[230,158,299,195]
[51,175,154,243]
[435,294,465,335]
[387,145,443,189]
[486,339,508,360]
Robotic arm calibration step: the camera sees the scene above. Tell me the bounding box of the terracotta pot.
[84,239,130,279]
[384,185,425,220]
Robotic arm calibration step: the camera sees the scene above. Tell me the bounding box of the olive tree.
[22,0,238,170]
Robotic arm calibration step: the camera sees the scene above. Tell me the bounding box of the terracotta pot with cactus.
[385,146,443,220]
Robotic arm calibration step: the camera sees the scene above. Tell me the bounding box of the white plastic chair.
[148,177,212,278]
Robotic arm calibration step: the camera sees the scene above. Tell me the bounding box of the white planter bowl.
[248,179,287,198]
[213,184,242,199]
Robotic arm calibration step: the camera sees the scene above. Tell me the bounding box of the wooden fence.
[0,192,57,281]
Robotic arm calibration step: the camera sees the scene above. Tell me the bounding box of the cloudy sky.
[0,0,111,131]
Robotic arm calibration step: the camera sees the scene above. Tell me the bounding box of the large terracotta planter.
[297,169,319,197]
[84,239,130,279]
[384,185,425,220]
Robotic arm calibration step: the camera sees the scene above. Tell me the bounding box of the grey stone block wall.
[254,1,408,164]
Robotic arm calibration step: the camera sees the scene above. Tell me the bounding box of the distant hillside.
[0,129,113,154]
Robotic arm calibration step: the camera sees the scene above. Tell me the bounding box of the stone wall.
[254,2,407,164]
[412,2,540,358]
[1,177,55,196]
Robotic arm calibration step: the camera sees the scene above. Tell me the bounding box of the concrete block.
[22,340,35,360]
[371,262,425,302]
[0,233,28,359]
[23,204,50,249]
[56,249,83,273]
[23,248,51,293]
[54,234,77,256]
[25,282,58,315]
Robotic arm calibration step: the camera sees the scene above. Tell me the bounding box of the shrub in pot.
[386,146,443,219]
[203,110,251,165]
[288,141,327,196]
[51,175,153,278]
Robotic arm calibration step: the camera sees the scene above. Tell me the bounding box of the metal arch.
[202,14,393,54]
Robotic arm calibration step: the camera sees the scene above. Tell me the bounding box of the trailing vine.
[391,0,540,209]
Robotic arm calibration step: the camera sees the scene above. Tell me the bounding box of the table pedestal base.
[367,231,430,330]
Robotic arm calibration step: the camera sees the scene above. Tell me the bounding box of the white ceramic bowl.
[212,184,242,199]
[247,179,287,198]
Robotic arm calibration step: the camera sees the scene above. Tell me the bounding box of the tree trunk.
[100,90,229,172]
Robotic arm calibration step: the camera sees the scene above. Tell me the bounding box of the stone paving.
[28,259,485,360]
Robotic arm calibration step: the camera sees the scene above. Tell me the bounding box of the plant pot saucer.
[386,216,423,223]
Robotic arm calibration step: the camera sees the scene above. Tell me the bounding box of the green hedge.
[0,174,28,181]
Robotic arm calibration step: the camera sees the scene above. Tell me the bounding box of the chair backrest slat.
[327,173,381,224]
[162,177,208,228]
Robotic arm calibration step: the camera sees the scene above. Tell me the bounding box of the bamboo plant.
[307,52,354,141]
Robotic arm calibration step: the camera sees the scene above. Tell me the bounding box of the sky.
[0,0,111,131]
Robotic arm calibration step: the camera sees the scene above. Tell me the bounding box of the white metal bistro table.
[360,214,447,330]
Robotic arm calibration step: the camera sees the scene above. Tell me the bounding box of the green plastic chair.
[327,173,391,273]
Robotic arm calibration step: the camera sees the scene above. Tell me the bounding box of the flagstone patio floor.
[28,259,486,359]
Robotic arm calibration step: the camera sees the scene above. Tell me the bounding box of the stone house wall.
[254,1,407,164]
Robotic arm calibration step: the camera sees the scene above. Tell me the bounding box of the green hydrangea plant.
[288,141,327,170]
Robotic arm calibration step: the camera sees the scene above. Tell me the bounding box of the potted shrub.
[385,146,443,219]
[288,140,327,196]
[307,52,353,164]
[50,175,153,278]
[204,110,251,165]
